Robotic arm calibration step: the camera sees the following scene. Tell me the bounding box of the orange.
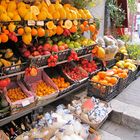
[46,29,54,37]
[118,73,127,79]
[105,76,111,82]
[37,28,45,37]
[89,24,96,33]
[73,20,78,26]
[69,25,77,33]
[56,26,64,35]
[84,25,89,31]
[80,24,85,33]
[117,68,123,74]
[91,75,100,82]
[31,28,37,36]
[46,21,56,30]
[3,29,9,35]
[0,33,8,43]
[83,21,88,26]
[100,80,108,85]
[17,28,24,35]
[98,71,107,79]
[64,20,72,29]
[110,77,118,85]
[112,69,117,74]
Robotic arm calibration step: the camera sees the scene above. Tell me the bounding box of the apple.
[37,45,43,52]
[52,45,59,52]
[24,51,31,58]
[43,43,52,51]
[43,51,51,55]
[32,51,40,56]
[59,45,65,51]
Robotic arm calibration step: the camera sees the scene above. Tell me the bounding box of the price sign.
[28,20,35,26]
[37,21,44,26]
[22,100,30,107]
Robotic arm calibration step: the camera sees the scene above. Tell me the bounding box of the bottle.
[11,121,23,135]
[24,116,32,130]
[10,127,18,140]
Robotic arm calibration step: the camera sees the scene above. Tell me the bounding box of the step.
[110,99,140,130]
[100,121,140,140]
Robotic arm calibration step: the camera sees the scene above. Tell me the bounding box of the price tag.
[22,100,30,107]
[37,21,44,26]
[28,20,35,26]
[45,0,51,6]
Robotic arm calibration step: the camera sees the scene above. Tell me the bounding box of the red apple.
[59,45,65,51]
[43,51,51,55]
[32,51,40,56]
[43,43,52,51]
[24,51,31,58]
[51,45,59,52]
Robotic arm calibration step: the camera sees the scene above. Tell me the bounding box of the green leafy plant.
[106,0,126,27]
[127,44,140,60]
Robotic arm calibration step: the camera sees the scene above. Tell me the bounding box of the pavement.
[48,77,140,139]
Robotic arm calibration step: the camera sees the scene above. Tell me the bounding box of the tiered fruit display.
[115,59,137,71]
[7,87,27,102]
[0,1,92,22]
[91,71,118,86]
[52,77,70,91]
[35,81,56,97]
[0,48,22,68]
[63,64,88,81]
[79,58,97,73]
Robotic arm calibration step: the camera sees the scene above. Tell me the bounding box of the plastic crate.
[44,67,77,96]
[57,49,70,61]
[118,71,131,92]
[61,63,89,83]
[127,68,138,85]
[105,59,117,68]
[4,80,35,113]
[86,44,97,54]
[75,47,87,56]
[29,54,50,67]
[87,79,119,101]
[1,62,28,75]
[24,70,59,101]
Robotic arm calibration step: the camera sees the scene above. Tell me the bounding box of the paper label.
[28,20,35,26]
[37,21,44,26]
[22,100,30,107]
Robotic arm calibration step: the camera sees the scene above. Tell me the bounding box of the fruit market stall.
[0,0,139,139]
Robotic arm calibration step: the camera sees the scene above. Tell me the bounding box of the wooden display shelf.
[0,53,92,79]
[0,82,87,127]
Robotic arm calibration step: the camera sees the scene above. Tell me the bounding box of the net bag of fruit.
[24,69,59,101]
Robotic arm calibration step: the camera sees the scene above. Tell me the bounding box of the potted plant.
[105,0,126,37]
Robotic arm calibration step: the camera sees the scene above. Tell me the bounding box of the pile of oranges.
[52,77,70,91]
[112,67,128,79]
[7,87,27,102]
[35,81,56,97]
[91,71,118,86]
